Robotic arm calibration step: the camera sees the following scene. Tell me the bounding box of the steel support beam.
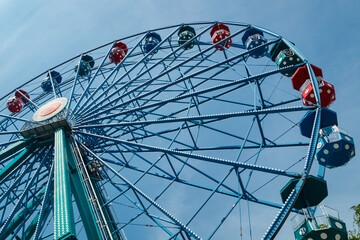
[0,146,32,183]
[23,210,41,240]
[0,139,30,162]
[0,189,45,240]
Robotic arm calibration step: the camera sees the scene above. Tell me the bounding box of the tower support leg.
[54,128,77,240]
[66,140,104,240]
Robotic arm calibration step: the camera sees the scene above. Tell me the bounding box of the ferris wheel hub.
[33,97,68,122]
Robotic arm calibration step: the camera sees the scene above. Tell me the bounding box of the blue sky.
[0,1,359,239]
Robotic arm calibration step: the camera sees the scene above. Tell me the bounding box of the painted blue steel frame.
[0,21,328,240]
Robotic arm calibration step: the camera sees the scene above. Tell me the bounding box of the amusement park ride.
[0,21,356,239]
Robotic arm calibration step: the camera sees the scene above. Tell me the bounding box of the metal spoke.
[75,131,300,178]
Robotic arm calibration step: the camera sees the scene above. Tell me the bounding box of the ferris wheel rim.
[0,21,326,240]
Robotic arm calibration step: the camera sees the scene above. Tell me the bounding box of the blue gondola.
[316,125,355,168]
[299,108,338,138]
[242,28,268,58]
[41,71,62,92]
[143,32,161,54]
[74,55,95,78]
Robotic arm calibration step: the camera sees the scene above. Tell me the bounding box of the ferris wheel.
[0,21,355,240]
